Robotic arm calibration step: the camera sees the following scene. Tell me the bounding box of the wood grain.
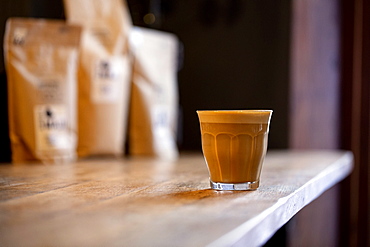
[0,150,353,247]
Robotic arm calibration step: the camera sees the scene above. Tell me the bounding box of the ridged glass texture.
[200,123,268,184]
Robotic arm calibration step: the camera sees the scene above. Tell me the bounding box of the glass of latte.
[197,110,273,190]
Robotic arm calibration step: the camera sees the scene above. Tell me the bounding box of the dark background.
[133,0,290,152]
[0,0,290,162]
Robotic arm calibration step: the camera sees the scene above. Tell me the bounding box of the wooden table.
[0,150,353,247]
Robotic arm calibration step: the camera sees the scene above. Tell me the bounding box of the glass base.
[210,180,259,191]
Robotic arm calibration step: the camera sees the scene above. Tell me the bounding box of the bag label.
[34,105,69,152]
[152,105,175,150]
[92,58,124,103]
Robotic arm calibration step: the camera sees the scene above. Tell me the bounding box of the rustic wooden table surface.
[0,150,353,247]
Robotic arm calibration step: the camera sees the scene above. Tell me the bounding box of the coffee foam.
[197,110,273,124]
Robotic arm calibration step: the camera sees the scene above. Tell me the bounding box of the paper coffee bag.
[4,18,81,163]
[64,0,132,157]
[129,27,179,160]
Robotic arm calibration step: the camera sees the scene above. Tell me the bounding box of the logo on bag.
[92,58,123,102]
[13,28,27,45]
[97,61,115,79]
[38,107,67,130]
[34,105,69,150]
[46,108,53,118]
